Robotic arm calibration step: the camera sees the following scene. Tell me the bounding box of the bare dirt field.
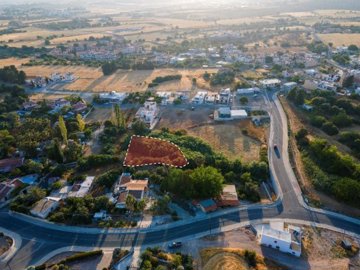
[20,66,217,92]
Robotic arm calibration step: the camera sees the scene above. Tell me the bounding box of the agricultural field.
[318,33,360,47]
[20,66,217,92]
[0,57,30,68]
[123,135,188,167]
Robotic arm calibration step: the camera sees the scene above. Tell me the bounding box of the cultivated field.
[20,66,217,92]
[318,33,360,47]
[0,57,30,68]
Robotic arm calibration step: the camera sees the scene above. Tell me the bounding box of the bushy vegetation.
[140,247,193,270]
[296,130,360,207]
[49,195,112,225]
[78,154,120,171]
[10,187,46,214]
[148,75,182,88]
[0,84,28,114]
[0,65,26,84]
[152,129,268,202]
[210,69,235,86]
[0,45,48,59]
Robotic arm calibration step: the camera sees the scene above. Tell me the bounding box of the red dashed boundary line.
[123,135,189,168]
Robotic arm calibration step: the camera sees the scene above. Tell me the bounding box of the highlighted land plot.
[123,135,188,168]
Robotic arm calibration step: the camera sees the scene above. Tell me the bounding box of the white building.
[218,88,231,104]
[317,81,337,92]
[283,82,297,92]
[260,79,281,89]
[30,197,61,219]
[50,73,75,83]
[68,176,94,198]
[99,91,128,103]
[214,107,248,121]
[135,98,160,129]
[192,91,208,104]
[259,222,302,257]
[237,87,260,95]
[231,110,248,119]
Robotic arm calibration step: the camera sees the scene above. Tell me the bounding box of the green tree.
[321,121,339,135]
[113,104,125,129]
[126,194,137,213]
[76,114,86,132]
[240,96,248,105]
[58,115,68,145]
[189,166,224,199]
[132,120,148,135]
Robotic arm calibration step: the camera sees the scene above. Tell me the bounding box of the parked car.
[168,242,182,248]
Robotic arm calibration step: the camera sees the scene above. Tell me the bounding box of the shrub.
[310,115,326,128]
[321,121,339,135]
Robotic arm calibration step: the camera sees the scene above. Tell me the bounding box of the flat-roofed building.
[30,197,61,219]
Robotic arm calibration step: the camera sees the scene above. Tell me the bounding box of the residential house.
[282,82,297,92]
[205,93,218,104]
[72,101,88,113]
[260,79,281,89]
[217,185,239,207]
[50,185,73,199]
[22,101,39,111]
[237,87,260,95]
[0,179,23,202]
[214,107,248,121]
[217,88,231,104]
[68,176,94,198]
[99,91,128,103]
[30,197,61,219]
[194,199,218,213]
[0,157,24,173]
[135,98,160,129]
[192,91,208,104]
[115,178,149,209]
[259,222,302,257]
[93,210,111,221]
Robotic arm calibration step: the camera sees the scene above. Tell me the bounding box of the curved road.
[1,94,359,269]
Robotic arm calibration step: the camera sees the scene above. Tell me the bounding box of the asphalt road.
[1,93,359,270]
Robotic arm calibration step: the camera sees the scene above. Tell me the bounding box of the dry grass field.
[0,57,30,68]
[188,121,266,163]
[20,66,217,92]
[318,33,360,47]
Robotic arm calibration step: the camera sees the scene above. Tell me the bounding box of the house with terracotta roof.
[114,173,148,209]
[217,185,239,207]
[0,157,24,173]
